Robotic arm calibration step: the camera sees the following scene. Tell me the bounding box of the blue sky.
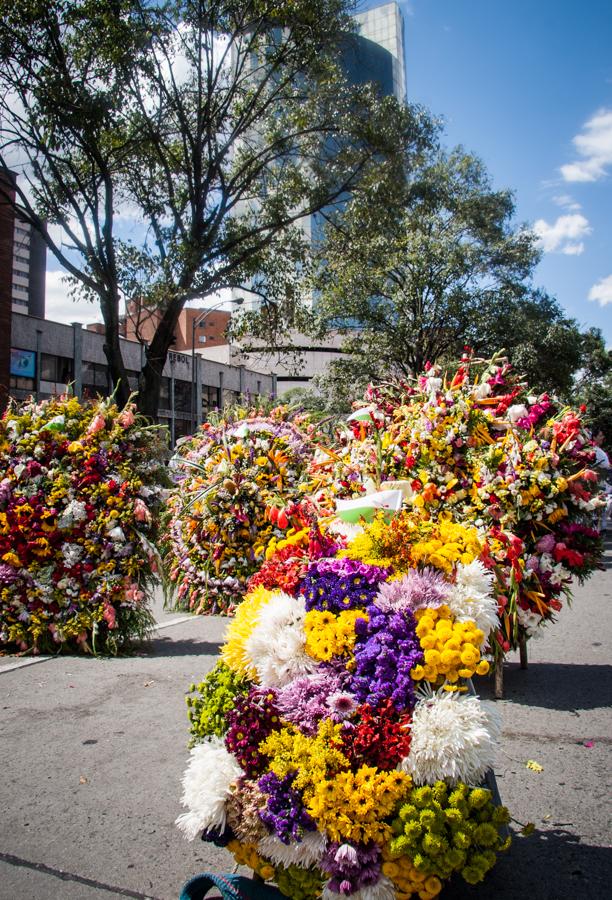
[363,0,612,344]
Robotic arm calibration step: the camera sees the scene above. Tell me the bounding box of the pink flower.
[133,498,151,523]
[125,582,145,604]
[118,406,136,427]
[87,413,106,435]
[102,601,117,629]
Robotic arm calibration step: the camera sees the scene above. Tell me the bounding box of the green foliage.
[573,328,612,446]
[0,0,428,417]
[297,143,593,404]
[186,661,249,744]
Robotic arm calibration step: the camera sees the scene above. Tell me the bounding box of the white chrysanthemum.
[176,738,242,840]
[323,875,395,900]
[245,592,316,687]
[446,560,498,636]
[401,689,501,786]
[258,831,326,867]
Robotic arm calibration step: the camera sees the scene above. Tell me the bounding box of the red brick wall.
[0,171,16,412]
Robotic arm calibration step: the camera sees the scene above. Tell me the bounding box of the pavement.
[1,538,611,900]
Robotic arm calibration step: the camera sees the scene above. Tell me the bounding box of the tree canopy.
[284,145,592,405]
[0,0,432,416]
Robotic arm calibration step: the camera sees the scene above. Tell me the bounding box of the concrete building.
[11,215,46,318]
[9,312,275,445]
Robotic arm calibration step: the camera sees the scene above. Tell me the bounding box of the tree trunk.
[137,300,184,420]
[100,289,130,409]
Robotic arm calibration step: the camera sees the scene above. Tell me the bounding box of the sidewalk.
[1,541,611,900]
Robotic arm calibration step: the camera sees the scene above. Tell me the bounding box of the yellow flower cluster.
[408,520,483,574]
[304,609,367,662]
[264,527,310,560]
[411,607,489,687]
[307,765,411,844]
[342,513,482,576]
[221,586,274,677]
[260,720,348,802]
[341,514,393,567]
[227,839,275,881]
[381,846,443,899]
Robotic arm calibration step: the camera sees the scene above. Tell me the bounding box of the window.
[82,361,110,395]
[41,354,74,384]
[201,384,220,414]
[174,379,192,413]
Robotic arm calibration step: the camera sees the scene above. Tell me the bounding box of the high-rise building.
[11,213,46,318]
[0,169,47,318]
[232,1,406,310]
[353,1,406,102]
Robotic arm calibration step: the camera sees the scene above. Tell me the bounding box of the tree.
[0,0,431,417]
[574,328,612,446]
[304,146,545,402]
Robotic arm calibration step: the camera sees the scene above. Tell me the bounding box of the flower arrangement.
[328,352,603,652]
[164,407,316,614]
[178,509,509,898]
[0,392,168,654]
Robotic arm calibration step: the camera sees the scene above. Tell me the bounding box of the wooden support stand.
[519,632,528,670]
[494,656,504,699]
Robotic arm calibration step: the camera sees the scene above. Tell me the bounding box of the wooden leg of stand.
[494,657,504,699]
[519,633,528,670]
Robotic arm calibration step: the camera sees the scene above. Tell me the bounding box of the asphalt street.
[1,538,611,900]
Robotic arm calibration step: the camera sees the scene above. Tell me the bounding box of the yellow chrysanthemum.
[221,586,273,677]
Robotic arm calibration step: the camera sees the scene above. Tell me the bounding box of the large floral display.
[165,407,315,615]
[314,353,603,654]
[178,512,510,898]
[0,393,167,654]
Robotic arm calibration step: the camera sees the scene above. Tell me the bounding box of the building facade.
[9,312,275,445]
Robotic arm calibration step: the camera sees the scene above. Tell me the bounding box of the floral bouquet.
[177,511,510,898]
[328,353,603,652]
[0,393,168,654]
[165,407,316,615]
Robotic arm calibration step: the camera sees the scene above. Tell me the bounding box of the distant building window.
[12,298,29,309]
[12,283,28,293]
[15,226,29,236]
[41,353,74,383]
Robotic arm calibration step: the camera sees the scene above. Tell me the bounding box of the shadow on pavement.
[477,662,612,712]
[443,828,612,899]
[143,636,223,657]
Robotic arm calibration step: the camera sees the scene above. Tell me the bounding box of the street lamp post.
[190,298,243,433]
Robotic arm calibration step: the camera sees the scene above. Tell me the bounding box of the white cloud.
[588,275,612,307]
[533,213,591,255]
[45,270,102,326]
[561,108,612,182]
[552,194,581,211]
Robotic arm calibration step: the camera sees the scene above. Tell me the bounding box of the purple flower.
[299,558,389,613]
[258,771,316,843]
[374,567,449,613]
[321,841,382,894]
[276,670,353,734]
[0,563,19,585]
[350,606,423,712]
